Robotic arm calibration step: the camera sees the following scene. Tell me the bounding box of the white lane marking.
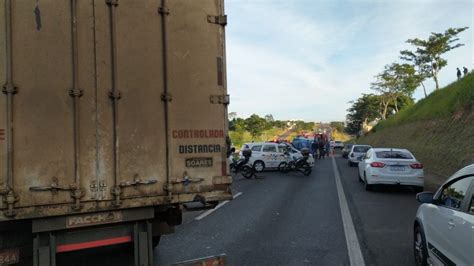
[194,192,243,221]
[332,157,365,266]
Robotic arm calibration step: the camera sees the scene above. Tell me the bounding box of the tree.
[264,114,274,122]
[228,112,237,120]
[330,122,345,133]
[372,63,421,117]
[346,94,381,134]
[244,114,267,138]
[401,27,468,90]
[229,117,246,131]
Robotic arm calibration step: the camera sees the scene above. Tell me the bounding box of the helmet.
[242,149,252,158]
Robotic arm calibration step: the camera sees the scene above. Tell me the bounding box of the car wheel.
[364,173,372,191]
[278,162,289,173]
[253,160,265,172]
[414,226,428,266]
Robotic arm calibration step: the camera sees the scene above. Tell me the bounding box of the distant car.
[334,141,344,149]
[358,148,424,191]
[291,137,312,151]
[342,144,353,158]
[413,164,473,266]
[240,142,314,172]
[347,145,372,166]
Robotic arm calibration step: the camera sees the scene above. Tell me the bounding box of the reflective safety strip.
[56,236,132,253]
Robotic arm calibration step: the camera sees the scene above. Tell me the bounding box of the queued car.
[347,144,372,166]
[413,164,473,266]
[240,142,314,172]
[334,141,344,149]
[357,148,424,191]
[342,144,354,158]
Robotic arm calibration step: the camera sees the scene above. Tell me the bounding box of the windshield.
[376,151,413,159]
[353,146,371,153]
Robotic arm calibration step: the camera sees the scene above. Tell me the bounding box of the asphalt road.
[154,153,421,265]
[57,152,422,265]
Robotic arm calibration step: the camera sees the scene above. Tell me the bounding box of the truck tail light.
[370,162,385,168]
[410,163,423,169]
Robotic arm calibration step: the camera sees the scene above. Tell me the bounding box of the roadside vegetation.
[346,27,469,135]
[356,73,473,188]
[228,113,314,148]
[344,27,471,188]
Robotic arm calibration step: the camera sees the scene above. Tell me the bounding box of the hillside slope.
[357,72,474,189]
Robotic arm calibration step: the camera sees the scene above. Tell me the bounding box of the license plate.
[0,249,20,265]
[390,166,405,171]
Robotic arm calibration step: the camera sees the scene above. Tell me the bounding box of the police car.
[240,142,315,172]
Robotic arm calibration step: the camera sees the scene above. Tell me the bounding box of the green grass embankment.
[357,73,474,189]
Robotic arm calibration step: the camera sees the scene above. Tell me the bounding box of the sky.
[225,0,473,122]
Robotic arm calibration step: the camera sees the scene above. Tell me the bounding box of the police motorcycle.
[230,149,255,179]
[278,147,312,176]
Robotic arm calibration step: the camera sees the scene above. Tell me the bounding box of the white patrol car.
[240,142,315,172]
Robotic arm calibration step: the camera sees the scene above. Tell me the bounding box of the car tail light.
[370,162,385,168]
[410,163,423,169]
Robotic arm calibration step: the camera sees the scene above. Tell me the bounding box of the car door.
[425,176,474,265]
[250,145,263,164]
[262,144,278,168]
[453,183,474,265]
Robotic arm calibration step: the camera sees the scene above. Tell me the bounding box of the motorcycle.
[230,149,254,179]
[278,147,312,176]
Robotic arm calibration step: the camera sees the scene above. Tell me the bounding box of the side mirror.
[416,192,434,204]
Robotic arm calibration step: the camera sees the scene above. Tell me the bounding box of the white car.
[358,148,424,191]
[348,145,372,166]
[414,164,474,266]
[334,141,344,149]
[240,142,314,172]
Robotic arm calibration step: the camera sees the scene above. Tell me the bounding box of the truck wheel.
[241,165,253,179]
[152,236,161,249]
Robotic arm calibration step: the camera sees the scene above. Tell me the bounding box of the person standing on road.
[463,66,468,76]
[318,141,325,159]
[325,141,331,157]
[457,68,462,80]
[311,140,318,159]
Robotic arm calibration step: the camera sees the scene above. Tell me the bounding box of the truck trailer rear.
[0,0,231,265]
